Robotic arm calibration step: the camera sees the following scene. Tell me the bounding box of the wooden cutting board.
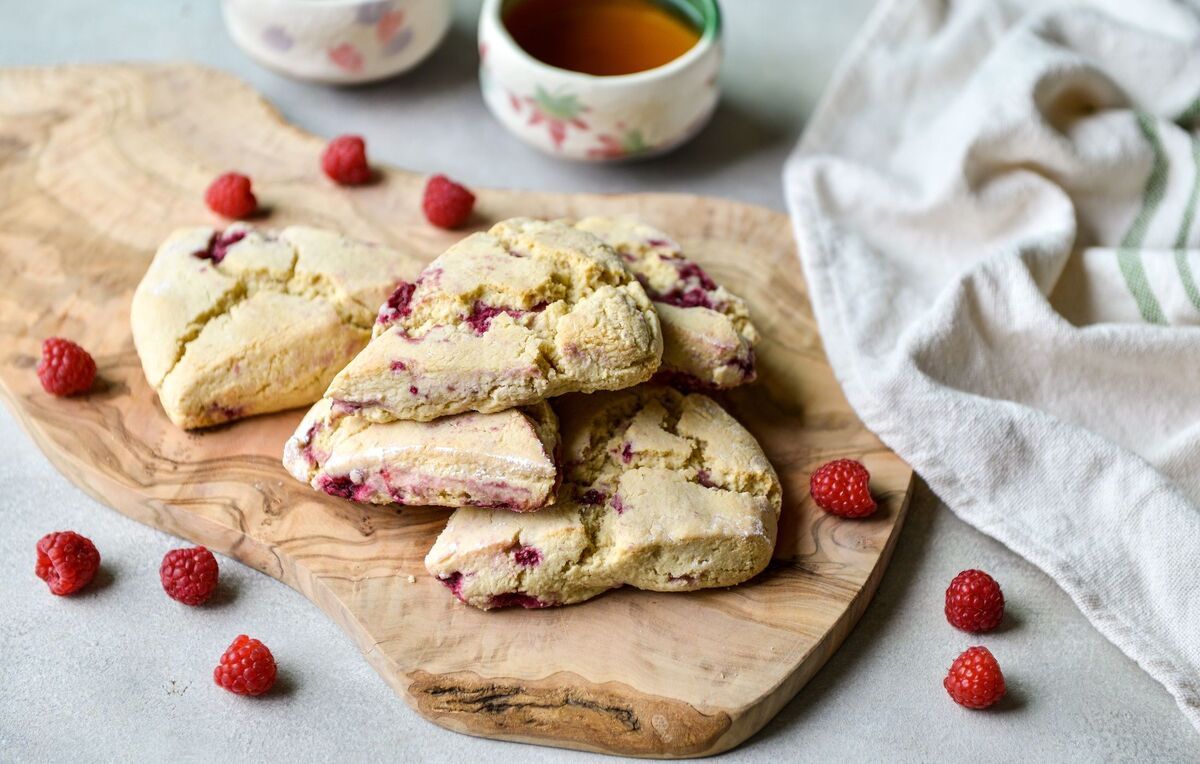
[0,64,912,758]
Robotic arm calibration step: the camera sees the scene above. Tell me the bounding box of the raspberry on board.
[35,531,101,596]
[321,134,372,186]
[809,458,877,518]
[945,569,1005,632]
[204,172,258,219]
[422,174,476,229]
[214,635,277,696]
[160,546,220,606]
[944,646,1006,709]
[37,337,97,396]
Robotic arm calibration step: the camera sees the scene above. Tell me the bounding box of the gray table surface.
[2,1,1198,761]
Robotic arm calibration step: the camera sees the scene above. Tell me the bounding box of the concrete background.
[1,1,1198,761]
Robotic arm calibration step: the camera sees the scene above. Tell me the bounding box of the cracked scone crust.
[324,218,663,422]
[131,224,410,429]
[283,398,560,511]
[574,217,759,389]
[425,386,782,610]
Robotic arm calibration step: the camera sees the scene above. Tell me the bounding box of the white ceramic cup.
[221,0,453,84]
[478,0,722,162]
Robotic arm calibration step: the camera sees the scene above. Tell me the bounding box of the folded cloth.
[784,0,1200,729]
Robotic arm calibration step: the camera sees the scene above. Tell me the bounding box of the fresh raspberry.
[35,531,101,596]
[36,337,96,396]
[809,458,877,517]
[321,134,371,185]
[204,172,257,219]
[160,546,220,606]
[945,569,1005,632]
[422,174,475,229]
[944,646,1006,709]
[214,635,277,696]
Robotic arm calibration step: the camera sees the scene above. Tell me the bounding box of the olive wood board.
[0,64,913,758]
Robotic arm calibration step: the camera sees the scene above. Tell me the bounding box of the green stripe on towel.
[1118,112,1168,325]
[1173,134,1200,312]
[1179,96,1200,127]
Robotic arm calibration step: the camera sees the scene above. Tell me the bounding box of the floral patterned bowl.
[221,0,452,84]
[478,0,722,162]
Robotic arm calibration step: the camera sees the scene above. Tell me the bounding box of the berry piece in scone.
[325,218,663,422]
[425,385,782,609]
[573,217,759,390]
[131,224,416,429]
[283,397,560,511]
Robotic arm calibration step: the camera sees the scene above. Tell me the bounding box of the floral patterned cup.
[478,0,722,162]
[221,0,452,84]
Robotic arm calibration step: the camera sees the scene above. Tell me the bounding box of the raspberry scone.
[283,398,560,511]
[131,224,411,429]
[573,217,759,389]
[324,218,663,422]
[425,386,782,610]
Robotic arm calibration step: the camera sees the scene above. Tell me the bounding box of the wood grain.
[0,64,913,758]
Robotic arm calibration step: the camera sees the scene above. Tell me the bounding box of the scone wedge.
[132,224,412,429]
[283,399,560,511]
[325,218,663,422]
[574,217,759,389]
[425,386,782,609]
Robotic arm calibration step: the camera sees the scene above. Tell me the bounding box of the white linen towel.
[784,0,1200,729]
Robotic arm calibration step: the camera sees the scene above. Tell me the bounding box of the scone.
[574,217,759,389]
[283,398,559,511]
[131,224,411,429]
[324,218,663,422]
[425,386,782,609]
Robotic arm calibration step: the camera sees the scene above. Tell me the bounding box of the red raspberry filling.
[464,300,548,335]
[439,572,465,599]
[194,229,247,265]
[317,474,355,499]
[377,281,416,327]
[465,303,519,334]
[579,489,606,505]
[651,261,721,310]
[512,546,541,567]
[488,592,553,609]
[726,351,757,380]
[205,403,244,422]
[317,474,376,503]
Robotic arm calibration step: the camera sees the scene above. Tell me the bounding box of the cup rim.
[236,0,417,7]
[481,0,721,86]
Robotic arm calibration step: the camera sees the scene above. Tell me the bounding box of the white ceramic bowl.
[221,0,452,84]
[478,0,722,162]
